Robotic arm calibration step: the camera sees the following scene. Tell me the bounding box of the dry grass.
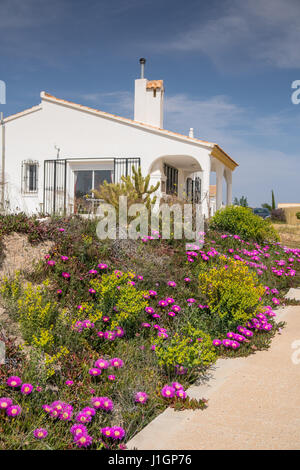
[273,224,300,248]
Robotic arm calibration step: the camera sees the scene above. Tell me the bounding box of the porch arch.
[148,154,204,200]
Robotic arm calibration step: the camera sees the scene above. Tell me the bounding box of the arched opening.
[148,155,203,202]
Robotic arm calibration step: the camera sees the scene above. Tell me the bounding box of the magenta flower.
[6,405,22,417]
[47,260,56,266]
[187,298,196,304]
[149,290,157,296]
[70,424,87,436]
[7,376,22,388]
[172,382,184,390]
[158,300,168,307]
[76,412,92,424]
[56,289,62,295]
[81,406,96,417]
[88,269,98,275]
[145,306,155,314]
[108,375,116,381]
[89,288,96,294]
[166,297,175,304]
[231,341,240,349]
[172,305,181,313]
[0,397,13,410]
[100,397,114,411]
[114,326,125,338]
[62,272,70,279]
[21,383,33,395]
[167,311,176,317]
[226,332,235,339]
[91,397,103,409]
[101,426,114,438]
[89,368,102,376]
[110,358,124,368]
[65,380,74,386]
[167,281,176,287]
[111,426,125,440]
[135,392,148,404]
[82,319,94,329]
[94,358,109,369]
[42,404,52,413]
[52,401,64,413]
[184,277,191,282]
[176,389,187,399]
[161,385,175,398]
[213,339,222,346]
[33,428,48,439]
[61,255,69,261]
[58,228,65,232]
[74,434,93,448]
[104,331,116,341]
[59,409,73,421]
[98,263,108,269]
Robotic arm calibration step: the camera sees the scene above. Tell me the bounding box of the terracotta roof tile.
[146,80,164,90]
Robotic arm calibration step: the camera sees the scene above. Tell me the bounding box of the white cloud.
[160,0,300,70]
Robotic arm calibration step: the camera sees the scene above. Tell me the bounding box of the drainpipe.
[0,112,5,212]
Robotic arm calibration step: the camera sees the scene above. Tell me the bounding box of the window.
[21,160,39,194]
[164,163,178,195]
[74,169,113,199]
[74,169,113,214]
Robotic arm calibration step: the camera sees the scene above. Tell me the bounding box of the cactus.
[93,166,160,213]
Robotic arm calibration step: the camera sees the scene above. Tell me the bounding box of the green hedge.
[210,205,279,243]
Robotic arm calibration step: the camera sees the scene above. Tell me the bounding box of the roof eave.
[211,144,238,171]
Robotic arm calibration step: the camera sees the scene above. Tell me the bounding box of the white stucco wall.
[0,95,214,215]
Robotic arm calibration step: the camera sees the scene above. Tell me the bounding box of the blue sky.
[0,0,299,206]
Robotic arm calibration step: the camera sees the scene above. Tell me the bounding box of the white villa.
[0,59,238,217]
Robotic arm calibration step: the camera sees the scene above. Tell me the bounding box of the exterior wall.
[0,96,212,215]
[134,79,164,128]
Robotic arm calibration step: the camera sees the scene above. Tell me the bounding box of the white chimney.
[134,58,164,128]
[189,128,194,138]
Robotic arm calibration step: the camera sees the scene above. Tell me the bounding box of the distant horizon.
[0,0,299,207]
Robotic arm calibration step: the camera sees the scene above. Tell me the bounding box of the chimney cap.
[139,58,146,64]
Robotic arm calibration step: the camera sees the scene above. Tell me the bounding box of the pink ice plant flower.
[167,281,177,287]
[110,358,124,368]
[21,383,33,395]
[76,412,92,424]
[135,392,148,404]
[74,433,93,448]
[176,389,187,399]
[0,397,13,410]
[7,376,22,388]
[70,424,87,437]
[89,368,102,376]
[62,272,70,279]
[94,358,109,369]
[33,428,48,439]
[6,405,22,417]
[161,385,176,398]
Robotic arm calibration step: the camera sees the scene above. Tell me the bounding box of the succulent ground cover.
[0,214,299,450]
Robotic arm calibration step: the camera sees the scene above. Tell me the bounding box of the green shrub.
[90,271,149,332]
[198,257,265,332]
[210,205,279,242]
[154,324,216,371]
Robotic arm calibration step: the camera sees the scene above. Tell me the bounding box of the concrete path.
[128,298,300,450]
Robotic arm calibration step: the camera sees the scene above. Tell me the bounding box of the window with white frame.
[21,160,39,194]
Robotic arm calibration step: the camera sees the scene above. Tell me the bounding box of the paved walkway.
[128,301,300,450]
